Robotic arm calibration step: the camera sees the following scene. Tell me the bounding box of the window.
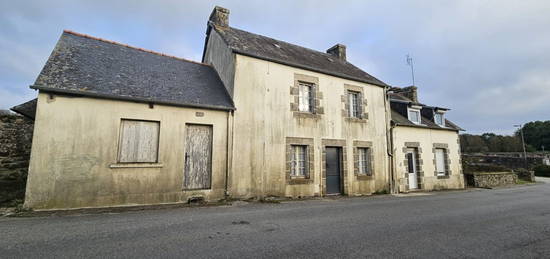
[291,145,308,177]
[357,148,370,175]
[434,113,444,126]
[408,109,421,124]
[298,82,314,112]
[118,119,160,163]
[348,91,361,118]
[435,148,446,176]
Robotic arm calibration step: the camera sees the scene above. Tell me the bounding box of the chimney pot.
[209,6,230,28]
[326,44,347,61]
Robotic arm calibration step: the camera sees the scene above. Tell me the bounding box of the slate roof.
[212,26,387,87]
[31,31,234,110]
[389,92,463,131]
[10,98,37,120]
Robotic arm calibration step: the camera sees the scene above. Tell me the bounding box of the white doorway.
[406,148,418,189]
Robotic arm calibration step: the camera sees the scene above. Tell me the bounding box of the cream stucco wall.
[25,93,229,209]
[229,54,390,198]
[392,126,464,191]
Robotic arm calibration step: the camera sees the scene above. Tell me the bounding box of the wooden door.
[184,125,212,190]
[326,147,342,195]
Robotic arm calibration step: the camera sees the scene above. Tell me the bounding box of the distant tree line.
[460,120,550,153]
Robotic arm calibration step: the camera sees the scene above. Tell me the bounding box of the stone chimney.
[326,44,347,61]
[209,6,229,28]
[400,86,418,103]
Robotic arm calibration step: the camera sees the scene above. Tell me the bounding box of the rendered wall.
[393,126,464,191]
[25,93,229,209]
[203,29,236,97]
[229,54,390,198]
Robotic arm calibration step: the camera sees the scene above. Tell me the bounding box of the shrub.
[534,165,550,177]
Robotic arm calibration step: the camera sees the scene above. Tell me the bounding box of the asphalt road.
[1,179,550,259]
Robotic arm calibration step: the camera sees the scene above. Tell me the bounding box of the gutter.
[31,85,236,112]
[224,110,234,199]
[384,87,396,194]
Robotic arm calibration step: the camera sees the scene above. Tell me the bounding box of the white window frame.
[435,148,446,176]
[298,81,314,113]
[357,147,370,175]
[348,90,361,118]
[407,107,421,124]
[434,112,445,127]
[291,145,308,177]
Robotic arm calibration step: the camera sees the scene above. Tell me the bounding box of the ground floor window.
[291,145,308,177]
[357,147,371,176]
[435,148,447,176]
[118,119,160,163]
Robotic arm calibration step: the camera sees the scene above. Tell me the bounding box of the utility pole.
[514,124,528,168]
[406,54,415,86]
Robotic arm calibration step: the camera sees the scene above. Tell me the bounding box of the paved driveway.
[1,180,549,258]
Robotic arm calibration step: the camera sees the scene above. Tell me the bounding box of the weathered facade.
[11,6,464,209]
[389,87,465,192]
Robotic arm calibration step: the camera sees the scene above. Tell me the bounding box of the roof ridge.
[62,30,211,67]
[227,26,348,64]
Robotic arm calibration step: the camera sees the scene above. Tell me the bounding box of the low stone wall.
[514,169,535,182]
[464,172,517,188]
[463,153,549,170]
[0,112,34,205]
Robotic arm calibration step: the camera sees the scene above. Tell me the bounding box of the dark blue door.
[326,147,341,195]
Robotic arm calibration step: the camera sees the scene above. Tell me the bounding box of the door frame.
[325,146,343,195]
[321,139,347,196]
[183,123,214,191]
[406,148,419,190]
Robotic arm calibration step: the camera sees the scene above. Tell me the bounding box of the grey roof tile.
[32,31,234,110]
[213,26,387,87]
[10,98,37,120]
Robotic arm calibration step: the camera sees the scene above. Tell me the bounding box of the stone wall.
[463,153,549,170]
[0,112,34,205]
[464,172,517,188]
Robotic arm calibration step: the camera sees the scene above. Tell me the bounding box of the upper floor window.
[298,81,314,112]
[118,119,160,163]
[408,108,421,124]
[348,90,361,118]
[434,112,445,126]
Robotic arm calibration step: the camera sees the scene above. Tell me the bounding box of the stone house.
[389,87,464,191]
[11,6,463,209]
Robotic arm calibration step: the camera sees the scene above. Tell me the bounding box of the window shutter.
[118,120,160,163]
[310,86,316,113]
[358,92,363,119]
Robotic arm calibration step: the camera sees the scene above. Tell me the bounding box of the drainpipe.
[224,110,234,199]
[384,87,396,194]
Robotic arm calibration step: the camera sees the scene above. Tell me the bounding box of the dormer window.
[408,108,421,124]
[434,112,445,126]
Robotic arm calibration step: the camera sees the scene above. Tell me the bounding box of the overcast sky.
[1,0,549,134]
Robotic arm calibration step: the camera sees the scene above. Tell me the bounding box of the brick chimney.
[326,44,347,61]
[209,6,229,28]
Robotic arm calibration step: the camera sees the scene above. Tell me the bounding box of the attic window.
[408,108,421,124]
[434,112,445,127]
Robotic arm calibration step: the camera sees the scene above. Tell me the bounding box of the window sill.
[345,117,367,123]
[437,175,450,179]
[288,178,313,185]
[293,112,321,119]
[109,163,164,169]
[356,175,374,180]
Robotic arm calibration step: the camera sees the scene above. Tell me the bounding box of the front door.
[406,149,418,189]
[326,147,342,195]
[184,124,212,190]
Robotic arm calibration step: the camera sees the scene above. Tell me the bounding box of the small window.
[408,109,421,124]
[118,119,160,163]
[358,148,371,175]
[348,91,361,118]
[434,113,444,126]
[298,82,314,112]
[435,148,446,176]
[291,145,308,177]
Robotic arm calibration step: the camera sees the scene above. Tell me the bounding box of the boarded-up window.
[358,147,371,175]
[435,148,446,176]
[118,119,160,163]
[291,145,308,177]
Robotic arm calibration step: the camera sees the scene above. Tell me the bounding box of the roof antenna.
[406,54,416,86]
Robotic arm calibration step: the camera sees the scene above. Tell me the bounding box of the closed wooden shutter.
[435,148,446,175]
[184,125,213,190]
[118,120,160,163]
